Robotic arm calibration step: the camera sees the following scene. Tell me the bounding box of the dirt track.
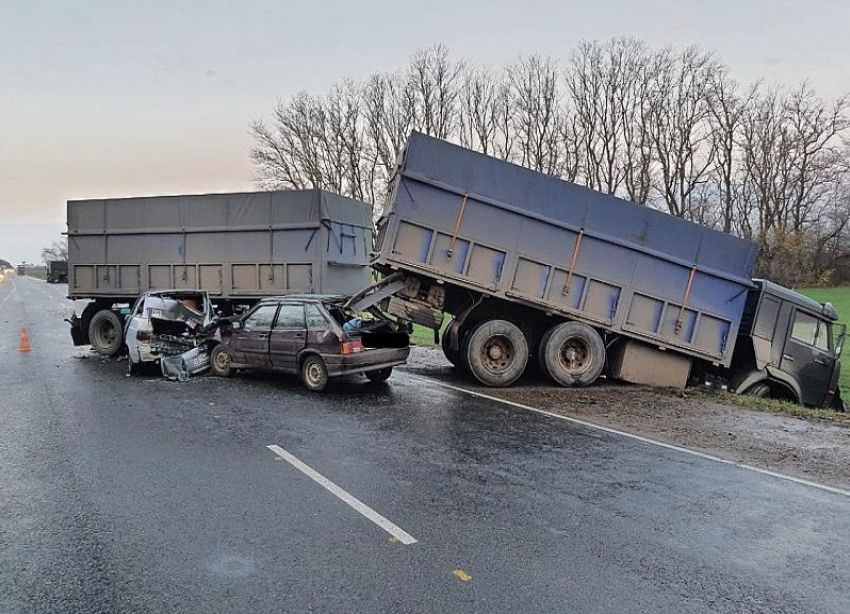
[403,346,850,492]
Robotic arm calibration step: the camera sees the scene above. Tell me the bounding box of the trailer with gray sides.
[354,132,844,408]
[67,189,374,356]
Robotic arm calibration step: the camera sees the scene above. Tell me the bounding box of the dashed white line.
[266,444,418,545]
[404,373,850,500]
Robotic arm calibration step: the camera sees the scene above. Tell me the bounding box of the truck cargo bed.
[375,133,759,366]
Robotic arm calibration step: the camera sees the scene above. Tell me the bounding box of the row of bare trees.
[251,40,850,286]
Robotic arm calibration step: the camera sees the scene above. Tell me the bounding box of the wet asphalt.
[1,275,849,614]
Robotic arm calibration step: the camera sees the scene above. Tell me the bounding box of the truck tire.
[441,322,462,368]
[210,344,235,378]
[744,382,771,399]
[88,309,124,356]
[463,320,528,387]
[539,322,605,387]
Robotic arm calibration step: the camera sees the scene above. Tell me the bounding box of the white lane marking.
[266,444,418,545]
[404,374,850,500]
[0,281,18,312]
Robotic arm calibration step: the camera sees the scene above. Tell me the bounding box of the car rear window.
[306,304,329,330]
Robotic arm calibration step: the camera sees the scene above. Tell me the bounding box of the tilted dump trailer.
[68,189,374,356]
[355,133,844,407]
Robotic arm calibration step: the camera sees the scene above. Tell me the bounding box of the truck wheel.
[88,309,124,356]
[441,322,462,368]
[745,382,771,399]
[366,367,393,383]
[302,355,329,392]
[540,322,605,387]
[464,320,528,387]
[210,344,234,378]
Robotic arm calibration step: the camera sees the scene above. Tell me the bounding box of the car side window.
[243,304,278,331]
[306,304,330,331]
[791,311,830,351]
[275,304,305,330]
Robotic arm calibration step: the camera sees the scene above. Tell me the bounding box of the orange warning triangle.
[18,327,32,352]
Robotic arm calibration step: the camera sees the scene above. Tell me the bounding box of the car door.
[230,303,279,368]
[780,309,835,406]
[269,303,307,373]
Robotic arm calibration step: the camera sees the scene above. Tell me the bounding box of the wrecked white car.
[124,290,219,377]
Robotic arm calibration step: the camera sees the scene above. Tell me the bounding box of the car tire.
[366,367,393,383]
[301,355,329,392]
[88,309,124,356]
[539,322,605,387]
[210,344,234,378]
[463,319,528,387]
[128,353,142,376]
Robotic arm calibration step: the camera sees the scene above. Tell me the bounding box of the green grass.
[798,286,850,395]
[409,314,452,347]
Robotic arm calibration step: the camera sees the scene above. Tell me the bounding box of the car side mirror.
[231,321,242,330]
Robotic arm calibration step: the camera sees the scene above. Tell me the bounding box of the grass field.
[798,286,850,395]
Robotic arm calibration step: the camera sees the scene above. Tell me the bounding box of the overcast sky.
[1,0,848,264]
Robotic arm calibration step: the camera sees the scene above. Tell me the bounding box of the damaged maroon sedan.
[209,295,410,392]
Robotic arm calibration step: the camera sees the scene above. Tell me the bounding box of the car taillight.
[340,340,364,354]
[136,331,152,342]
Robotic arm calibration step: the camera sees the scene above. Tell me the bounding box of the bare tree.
[706,73,758,233]
[42,237,68,264]
[506,55,565,175]
[362,70,419,204]
[458,67,505,156]
[409,44,463,140]
[648,46,720,219]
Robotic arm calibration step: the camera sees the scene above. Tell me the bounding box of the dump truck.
[46,260,68,283]
[350,133,844,409]
[67,189,374,356]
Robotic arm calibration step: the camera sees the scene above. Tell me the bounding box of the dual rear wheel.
[441,318,606,389]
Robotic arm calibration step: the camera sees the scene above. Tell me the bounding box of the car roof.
[142,289,207,298]
[257,294,350,305]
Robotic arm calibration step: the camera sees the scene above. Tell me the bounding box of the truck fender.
[733,368,801,404]
[764,366,803,404]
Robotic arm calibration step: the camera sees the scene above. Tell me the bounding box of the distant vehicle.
[16,265,25,276]
[210,295,410,392]
[46,260,68,284]
[66,189,375,357]
[352,132,844,409]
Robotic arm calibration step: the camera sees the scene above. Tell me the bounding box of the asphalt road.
[1,275,849,614]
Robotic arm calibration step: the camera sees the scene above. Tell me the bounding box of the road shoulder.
[403,346,850,492]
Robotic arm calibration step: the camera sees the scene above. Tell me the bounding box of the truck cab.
[733,280,845,409]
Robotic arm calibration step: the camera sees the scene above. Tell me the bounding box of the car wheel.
[302,355,328,392]
[539,322,605,387]
[366,367,393,383]
[128,353,142,376]
[210,344,234,378]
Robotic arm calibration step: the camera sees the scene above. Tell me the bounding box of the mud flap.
[66,315,85,346]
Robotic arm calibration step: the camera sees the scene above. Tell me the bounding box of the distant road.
[1,276,849,613]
